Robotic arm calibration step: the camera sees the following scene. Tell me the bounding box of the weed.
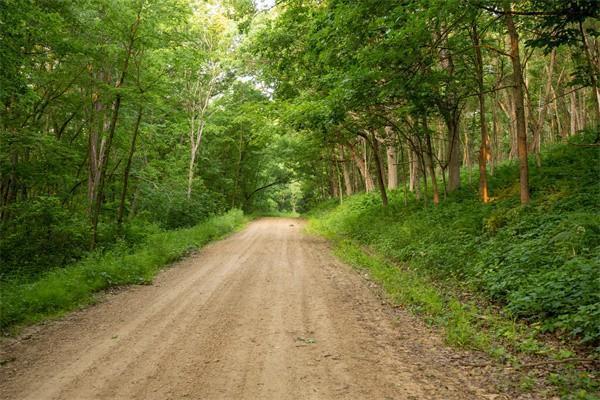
[0,210,247,332]
[308,143,599,398]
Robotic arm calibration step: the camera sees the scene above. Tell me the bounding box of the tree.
[178,3,234,198]
[470,21,491,203]
[504,2,530,204]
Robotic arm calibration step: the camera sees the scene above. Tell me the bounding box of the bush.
[0,197,89,278]
[137,183,226,230]
[0,209,247,331]
[310,144,600,345]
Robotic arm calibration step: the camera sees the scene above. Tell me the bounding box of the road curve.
[0,218,506,400]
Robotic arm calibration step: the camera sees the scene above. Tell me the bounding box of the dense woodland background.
[1,0,599,366]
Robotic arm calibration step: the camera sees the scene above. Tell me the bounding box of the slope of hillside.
[310,139,599,397]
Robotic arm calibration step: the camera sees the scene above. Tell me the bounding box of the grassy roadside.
[306,143,599,399]
[0,209,248,334]
[309,225,598,399]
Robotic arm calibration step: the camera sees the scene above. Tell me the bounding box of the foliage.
[312,234,599,398]
[0,210,247,332]
[136,180,226,230]
[0,0,286,278]
[310,143,600,345]
[0,197,89,278]
[1,5,599,397]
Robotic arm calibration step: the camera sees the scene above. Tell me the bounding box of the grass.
[0,209,248,333]
[307,139,599,399]
[309,224,599,399]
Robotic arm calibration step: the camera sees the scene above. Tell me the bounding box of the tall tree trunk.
[232,130,244,207]
[471,23,490,203]
[550,82,565,139]
[331,166,339,199]
[340,145,353,195]
[334,155,343,203]
[412,134,428,205]
[91,95,122,247]
[368,131,389,207]
[87,78,108,218]
[349,141,374,192]
[498,91,518,160]
[90,4,142,247]
[118,106,143,226]
[423,116,439,205]
[570,91,579,136]
[528,49,556,167]
[186,63,219,199]
[386,143,398,189]
[505,3,530,204]
[382,126,398,189]
[418,144,428,206]
[491,92,499,175]
[435,121,448,198]
[463,127,472,185]
[187,138,200,198]
[579,88,593,129]
[408,147,418,193]
[579,21,600,126]
[436,29,461,192]
[445,115,461,192]
[399,143,409,206]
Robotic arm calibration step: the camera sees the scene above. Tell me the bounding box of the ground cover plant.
[309,141,600,398]
[0,210,247,332]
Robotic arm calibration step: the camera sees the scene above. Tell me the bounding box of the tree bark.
[334,154,343,203]
[408,147,418,193]
[90,3,143,247]
[91,94,122,247]
[491,92,499,175]
[369,131,389,207]
[445,116,461,191]
[399,143,409,206]
[463,127,472,185]
[499,90,518,160]
[505,3,530,204]
[187,139,199,198]
[436,29,462,192]
[186,63,219,199]
[527,49,556,167]
[348,141,374,192]
[87,90,104,214]
[579,21,600,126]
[118,106,143,226]
[471,23,490,203]
[423,116,439,205]
[418,142,428,206]
[570,91,579,136]
[340,145,353,196]
[385,133,398,189]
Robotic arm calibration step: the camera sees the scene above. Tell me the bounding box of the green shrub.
[137,182,226,230]
[0,209,247,331]
[0,181,228,279]
[0,197,89,278]
[310,144,600,345]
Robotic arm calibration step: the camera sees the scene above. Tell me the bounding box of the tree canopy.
[1,0,598,288]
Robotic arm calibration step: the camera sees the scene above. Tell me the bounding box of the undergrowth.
[0,209,247,333]
[308,140,599,398]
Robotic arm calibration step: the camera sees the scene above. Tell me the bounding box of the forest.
[0,0,599,397]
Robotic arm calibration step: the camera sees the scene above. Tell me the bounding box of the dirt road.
[0,218,508,399]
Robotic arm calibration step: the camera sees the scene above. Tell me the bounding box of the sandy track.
[0,218,508,399]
